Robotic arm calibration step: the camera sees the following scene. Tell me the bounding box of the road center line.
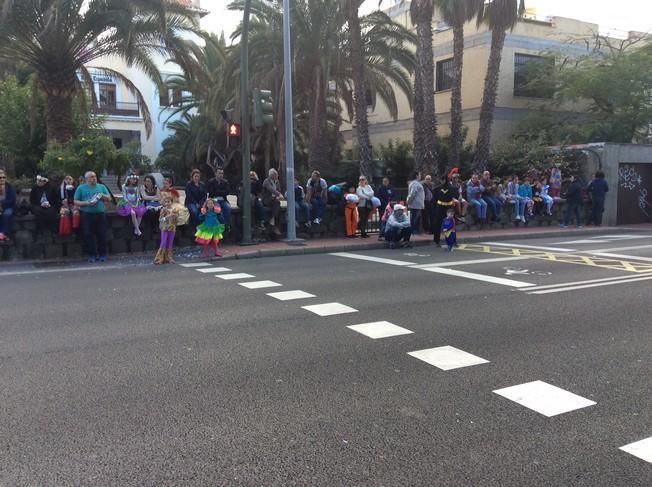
[412,256,532,268]
[518,272,652,291]
[330,252,416,266]
[528,275,652,294]
[481,242,576,252]
[419,266,535,288]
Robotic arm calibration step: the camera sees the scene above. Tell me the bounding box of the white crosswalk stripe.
[347,321,414,339]
[217,273,255,280]
[196,267,231,273]
[179,262,212,268]
[301,302,358,316]
[238,280,283,289]
[266,290,316,301]
[619,437,652,464]
[408,346,490,371]
[493,381,596,417]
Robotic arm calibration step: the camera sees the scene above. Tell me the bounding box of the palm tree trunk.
[348,3,373,178]
[474,27,507,171]
[413,13,438,177]
[308,65,333,172]
[44,90,75,145]
[449,23,465,168]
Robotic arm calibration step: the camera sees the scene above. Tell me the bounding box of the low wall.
[0,200,578,261]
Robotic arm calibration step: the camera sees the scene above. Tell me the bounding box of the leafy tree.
[520,35,652,144]
[40,135,126,180]
[0,0,197,145]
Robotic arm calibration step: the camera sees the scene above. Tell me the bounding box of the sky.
[202,0,652,42]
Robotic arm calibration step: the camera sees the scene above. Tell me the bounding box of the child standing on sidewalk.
[344,185,359,238]
[441,208,457,252]
[195,199,225,257]
[154,195,178,264]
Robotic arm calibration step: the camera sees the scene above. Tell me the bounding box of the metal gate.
[617,163,652,224]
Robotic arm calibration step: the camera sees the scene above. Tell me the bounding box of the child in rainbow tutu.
[195,198,225,257]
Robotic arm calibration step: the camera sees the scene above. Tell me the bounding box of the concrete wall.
[602,143,652,226]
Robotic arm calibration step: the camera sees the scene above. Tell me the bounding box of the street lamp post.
[283,0,297,241]
[240,0,252,245]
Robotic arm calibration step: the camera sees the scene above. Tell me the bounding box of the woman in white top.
[356,175,374,238]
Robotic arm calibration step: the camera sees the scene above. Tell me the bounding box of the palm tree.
[473,0,525,170]
[228,0,415,176]
[0,0,197,145]
[410,0,438,177]
[435,0,484,167]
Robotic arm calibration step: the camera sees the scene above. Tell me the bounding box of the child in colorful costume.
[441,208,457,252]
[195,199,225,257]
[117,174,146,236]
[154,195,178,264]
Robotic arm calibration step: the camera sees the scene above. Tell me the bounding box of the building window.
[514,53,554,98]
[159,88,170,107]
[99,83,116,109]
[436,58,454,92]
[172,89,183,107]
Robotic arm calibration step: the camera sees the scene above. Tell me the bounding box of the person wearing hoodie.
[385,204,412,249]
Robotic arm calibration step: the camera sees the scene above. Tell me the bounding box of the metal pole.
[283,0,297,241]
[240,0,252,244]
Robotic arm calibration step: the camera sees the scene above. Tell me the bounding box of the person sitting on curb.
[385,204,412,249]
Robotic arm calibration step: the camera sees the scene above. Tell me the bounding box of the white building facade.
[85,0,207,162]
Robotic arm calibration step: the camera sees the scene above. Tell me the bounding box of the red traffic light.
[226,122,241,137]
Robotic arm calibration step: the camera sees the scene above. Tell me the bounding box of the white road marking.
[179,262,212,268]
[238,280,283,289]
[590,244,652,253]
[594,234,647,240]
[196,267,232,273]
[527,274,652,294]
[519,273,652,292]
[620,437,652,464]
[0,264,128,277]
[481,242,576,252]
[301,302,358,317]
[267,290,316,301]
[408,346,490,371]
[412,256,531,268]
[347,321,414,339]
[419,266,535,288]
[588,252,652,262]
[493,381,596,417]
[330,252,416,266]
[217,273,255,280]
[560,239,609,244]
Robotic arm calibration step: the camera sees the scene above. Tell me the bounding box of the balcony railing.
[97,102,140,117]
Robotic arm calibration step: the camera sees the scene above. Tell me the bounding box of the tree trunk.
[413,14,438,178]
[348,3,373,178]
[412,50,424,172]
[308,65,333,173]
[474,27,507,172]
[449,24,465,169]
[44,90,75,146]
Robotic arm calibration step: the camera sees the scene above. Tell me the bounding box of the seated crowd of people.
[0,165,609,257]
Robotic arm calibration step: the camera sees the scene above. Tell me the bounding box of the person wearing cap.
[385,204,412,249]
[29,174,61,238]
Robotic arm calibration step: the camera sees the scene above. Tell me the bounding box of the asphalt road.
[1,231,651,486]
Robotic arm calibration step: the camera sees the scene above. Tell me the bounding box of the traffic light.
[253,89,274,128]
[226,121,241,149]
